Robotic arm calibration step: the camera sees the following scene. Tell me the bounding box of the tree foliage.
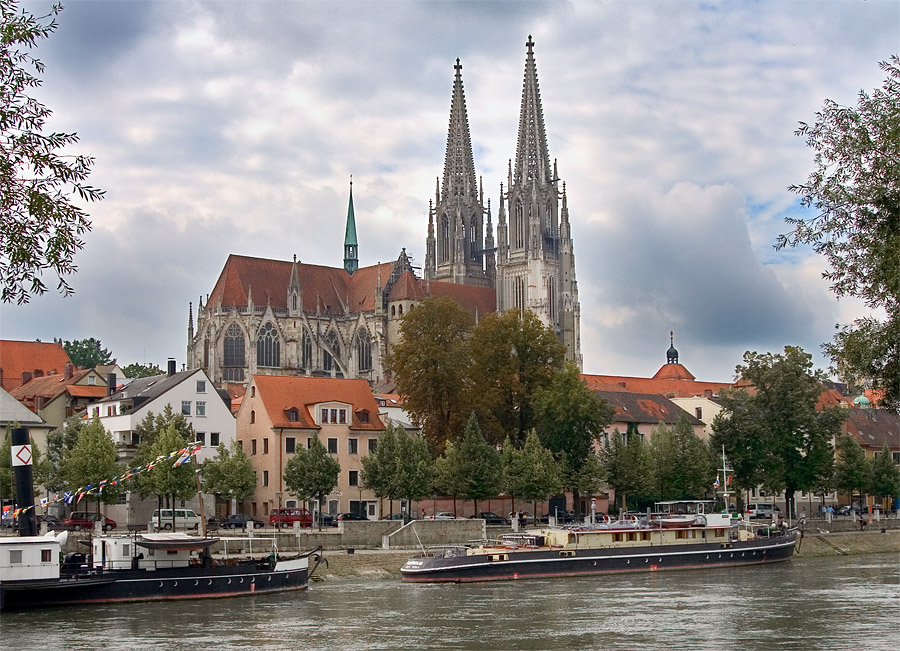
[1,1,104,304]
[833,434,868,502]
[601,429,654,513]
[649,415,712,501]
[437,414,501,514]
[201,440,256,503]
[361,421,434,509]
[779,56,900,412]
[387,296,474,451]
[143,422,196,506]
[129,406,192,499]
[44,414,81,492]
[123,362,162,378]
[868,443,900,503]
[469,310,566,445]
[283,436,340,523]
[501,430,563,507]
[361,421,398,499]
[711,347,845,515]
[55,337,115,368]
[61,416,123,508]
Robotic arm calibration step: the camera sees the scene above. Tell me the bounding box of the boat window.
[613,533,623,542]
[9,550,23,563]
[41,549,52,562]
[122,545,130,556]
[627,532,637,542]
[641,532,650,541]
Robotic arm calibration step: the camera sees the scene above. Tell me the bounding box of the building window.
[251,439,257,455]
[356,329,372,372]
[88,375,96,386]
[286,437,296,454]
[224,323,246,382]
[256,322,281,368]
[210,432,220,447]
[263,438,269,454]
[440,214,450,262]
[182,401,191,416]
[250,410,256,424]
[327,438,338,454]
[695,407,703,420]
[470,215,479,262]
[196,432,206,446]
[263,470,269,487]
[348,438,358,455]
[339,409,346,424]
[307,438,314,449]
[515,201,524,249]
[195,401,206,417]
[321,408,328,424]
[330,409,338,423]
[251,386,256,398]
[302,332,313,370]
[368,439,377,453]
[358,410,369,424]
[196,380,206,393]
[287,408,299,422]
[349,470,359,487]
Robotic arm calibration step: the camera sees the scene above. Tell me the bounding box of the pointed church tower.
[425,59,492,288]
[496,36,581,368]
[344,178,359,275]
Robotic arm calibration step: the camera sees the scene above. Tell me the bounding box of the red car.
[269,508,313,529]
[63,511,117,531]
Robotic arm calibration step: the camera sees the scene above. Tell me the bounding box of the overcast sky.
[2,0,896,383]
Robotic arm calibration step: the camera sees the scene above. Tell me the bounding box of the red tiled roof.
[582,369,732,399]
[425,280,496,319]
[11,368,95,404]
[252,375,384,431]
[0,340,72,393]
[387,271,425,301]
[66,385,109,398]
[845,409,900,451]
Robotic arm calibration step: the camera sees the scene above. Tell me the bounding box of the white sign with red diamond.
[12,444,32,466]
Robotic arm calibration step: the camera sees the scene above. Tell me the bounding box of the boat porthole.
[194,580,199,586]
[705,555,709,560]
[228,578,232,584]
[658,558,662,563]
[251,577,255,583]
[741,553,745,557]
[239,578,244,584]
[172,581,178,587]
[718,554,722,559]
[644,558,649,563]
[626,560,630,565]
[268,576,272,582]
[208,579,213,585]
[592,561,597,566]
[158,582,164,588]
[730,553,734,558]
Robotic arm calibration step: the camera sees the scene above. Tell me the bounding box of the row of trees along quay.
[4,308,898,523]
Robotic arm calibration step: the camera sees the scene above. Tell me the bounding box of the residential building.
[237,375,384,519]
[11,364,107,432]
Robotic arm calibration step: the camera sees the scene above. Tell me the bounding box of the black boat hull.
[401,534,797,583]
[1,560,307,610]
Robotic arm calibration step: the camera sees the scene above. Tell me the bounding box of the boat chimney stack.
[11,427,38,536]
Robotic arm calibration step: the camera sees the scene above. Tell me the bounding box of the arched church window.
[440,215,450,262]
[323,330,340,372]
[256,322,281,368]
[391,305,396,317]
[223,323,245,382]
[302,332,313,370]
[399,305,403,316]
[292,294,298,311]
[470,215,478,262]
[515,201,524,249]
[548,278,556,321]
[202,331,210,369]
[515,277,525,311]
[356,328,372,372]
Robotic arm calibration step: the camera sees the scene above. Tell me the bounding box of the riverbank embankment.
[313,530,899,580]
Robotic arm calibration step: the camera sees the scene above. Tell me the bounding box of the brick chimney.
[167,358,176,377]
[64,363,74,380]
[33,369,44,378]
[21,371,32,385]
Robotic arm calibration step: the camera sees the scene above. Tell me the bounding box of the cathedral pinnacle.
[344,176,359,275]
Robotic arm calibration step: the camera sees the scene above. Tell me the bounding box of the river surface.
[2,554,897,650]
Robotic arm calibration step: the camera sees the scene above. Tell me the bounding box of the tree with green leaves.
[144,423,196,525]
[469,309,566,446]
[55,337,115,368]
[283,437,340,528]
[601,429,654,514]
[44,415,82,493]
[123,362,162,379]
[387,296,475,452]
[433,441,464,516]
[361,421,399,506]
[61,416,123,510]
[201,440,256,505]
[393,428,434,518]
[832,436,867,507]
[534,362,614,515]
[454,414,502,515]
[501,431,563,519]
[129,406,192,500]
[868,444,900,508]
[649,415,713,501]
[1,1,104,304]
[778,56,900,412]
[711,347,845,517]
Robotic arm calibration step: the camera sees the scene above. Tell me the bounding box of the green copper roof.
[344,181,358,274]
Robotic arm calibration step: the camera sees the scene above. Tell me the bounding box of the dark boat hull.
[1,560,307,610]
[401,534,797,583]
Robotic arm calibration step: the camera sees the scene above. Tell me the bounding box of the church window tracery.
[470,215,478,262]
[223,323,245,382]
[440,215,450,262]
[515,201,524,249]
[302,332,313,370]
[256,322,281,368]
[323,330,340,373]
[356,328,372,372]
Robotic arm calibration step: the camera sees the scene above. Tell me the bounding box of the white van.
[150,508,201,530]
[746,503,780,520]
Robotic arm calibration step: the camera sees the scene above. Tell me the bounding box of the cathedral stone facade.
[188,37,581,387]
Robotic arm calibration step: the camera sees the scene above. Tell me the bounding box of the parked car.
[746,503,780,520]
[474,511,510,525]
[150,508,202,530]
[37,514,63,528]
[337,512,368,521]
[0,511,15,529]
[269,508,314,529]
[509,512,539,526]
[219,513,265,529]
[317,513,336,527]
[64,511,117,531]
[382,512,416,522]
[427,512,460,520]
[541,509,576,524]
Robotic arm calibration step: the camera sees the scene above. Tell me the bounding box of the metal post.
[11,427,37,536]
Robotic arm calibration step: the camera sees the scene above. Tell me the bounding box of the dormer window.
[358,410,369,424]
[287,408,299,422]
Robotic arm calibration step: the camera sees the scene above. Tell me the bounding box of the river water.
[2,554,896,651]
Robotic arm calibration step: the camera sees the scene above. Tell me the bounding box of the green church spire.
[344,176,358,275]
